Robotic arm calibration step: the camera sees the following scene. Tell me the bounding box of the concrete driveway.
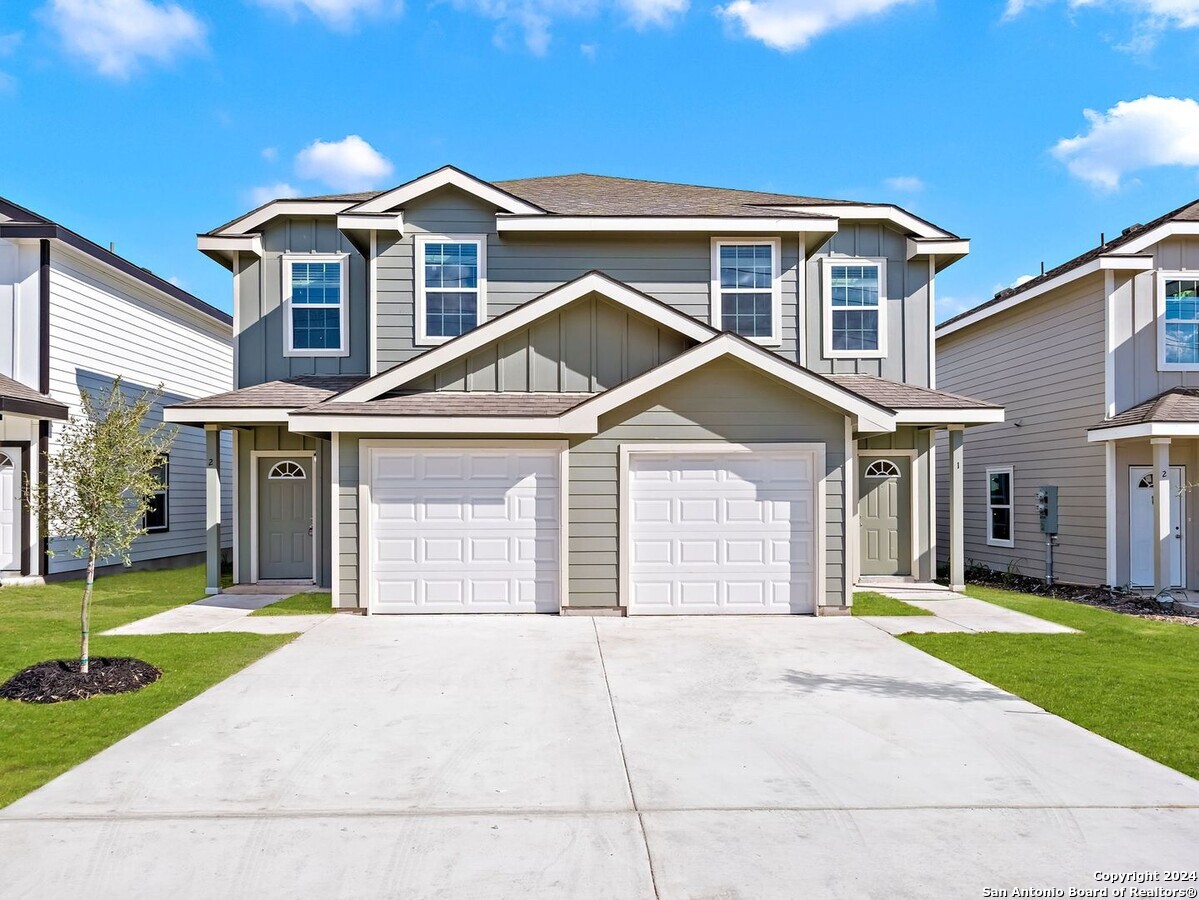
[2,615,1197,899]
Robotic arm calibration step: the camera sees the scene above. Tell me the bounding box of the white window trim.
[1156,269,1199,372]
[415,233,488,347]
[709,237,783,347]
[986,465,1015,548]
[282,252,350,358]
[822,256,887,360]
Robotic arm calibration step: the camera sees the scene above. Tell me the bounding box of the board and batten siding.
[406,293,695,393]
[233,425,331,589]
[235,218,369,386]
[935,272,1107,585]
[46,244,233,574]
[1110,235,1199,411]
[806,224,934,387]
[569,357,848,609]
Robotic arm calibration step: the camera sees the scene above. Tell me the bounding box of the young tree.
[27,379,176,675]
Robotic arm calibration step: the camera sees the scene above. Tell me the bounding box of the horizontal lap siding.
[568,358,847,609]
[935,274,1107,585]
[47,247,233,574]
[374,187,802,370]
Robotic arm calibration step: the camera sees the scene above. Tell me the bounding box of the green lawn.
[852,591,933,616]
[904,586,1199,779]
[249,592,333,616]
[0,565,293,807]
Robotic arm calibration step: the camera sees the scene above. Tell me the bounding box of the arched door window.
[864,459,902,479]
[268,461,306,480]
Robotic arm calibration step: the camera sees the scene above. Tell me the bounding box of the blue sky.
[3,0,1199,320]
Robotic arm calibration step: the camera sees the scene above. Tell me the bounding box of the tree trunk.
[80,542,97,676]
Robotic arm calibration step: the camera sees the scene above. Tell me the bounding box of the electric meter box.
[1036,486,1058,534]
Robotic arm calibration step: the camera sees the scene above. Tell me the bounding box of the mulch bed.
[0,657,162,704]
[962,566,1199,626]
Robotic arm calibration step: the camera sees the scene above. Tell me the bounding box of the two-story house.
[168,166,1002,614]
[0,196,233,583]
[937,198,1199,595]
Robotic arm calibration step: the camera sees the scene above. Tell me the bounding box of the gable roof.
[939,196,1199,337]
[0,196,231,327]
[488,174,853,217]
[332,271,718,404]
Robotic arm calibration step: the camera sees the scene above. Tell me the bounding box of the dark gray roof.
[827,374,1001,410]
[170,375,368,409]
[489,174,854,217]
[1091,388,1199,430]
[297,392,595,417]
[940,196,1199,331]
[0,373,69,419]
[0,196,231,327]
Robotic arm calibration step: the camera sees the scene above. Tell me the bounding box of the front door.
[1130,466,1184,587]
[859,456,911,577]
[0,449,20,572]
[258,457,313,581]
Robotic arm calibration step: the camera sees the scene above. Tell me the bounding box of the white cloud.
[294,135,393,191]
[936,295,982,321]
[248,182,301,206]
[253,0,395,30]
[261,147,279,162]
[44,0,206,79]
[1052,95,1199,189]
[884,175,924,192]
[620,0,688,27]
[1004,0,1199,48]
[579,41,597,57]
[716,0,918,51]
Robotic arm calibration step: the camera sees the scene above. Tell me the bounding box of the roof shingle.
[296,392,595,417]
[1091,388,1199,430]
[826,374,1000,410]
[170,375,368,409]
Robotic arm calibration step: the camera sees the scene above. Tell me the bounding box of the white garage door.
[367,446,560,613]
[627,448,819,615]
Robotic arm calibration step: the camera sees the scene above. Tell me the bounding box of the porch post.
[205,427,222,595]
[1152,437,1172,594]
[948,426,965,592]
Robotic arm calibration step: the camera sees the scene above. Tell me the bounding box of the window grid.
[987,468,1013,546]
[830,264,881,352]
[1164,279,1199,365]
[422,240,481,340]
[717,243,775,339]
[144,456,169,533]
[289,260,343,353]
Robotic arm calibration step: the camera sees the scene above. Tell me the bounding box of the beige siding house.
[170,166,1002,614]
[936,198,1199,594]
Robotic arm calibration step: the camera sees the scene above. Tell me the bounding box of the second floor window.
[1164,277,1199,366]
[824,259,886,358]
[284,254,349,357]
[712,239,780,342]
[418,235,486,344]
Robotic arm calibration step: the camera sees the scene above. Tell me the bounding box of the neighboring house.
[936,197,1199,594]
[0,196,233,583]
[168,166,1001,614]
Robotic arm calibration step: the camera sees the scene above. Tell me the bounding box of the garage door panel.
[628,449,818,616]
[368,447,560,614]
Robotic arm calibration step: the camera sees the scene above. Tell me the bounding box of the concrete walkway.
[856,581,1078,635]
[1,614,1195,899]
[102,590,331,636]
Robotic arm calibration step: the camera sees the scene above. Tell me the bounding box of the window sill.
[824,349,886,360]
[284,348,351,358]
[986,538,1015,549]
[1158,361,1199,372]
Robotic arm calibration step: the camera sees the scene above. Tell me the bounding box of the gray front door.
[259,457,312,580]
[859,456,912,577]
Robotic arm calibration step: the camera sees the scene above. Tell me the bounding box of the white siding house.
[0,196,233,581]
